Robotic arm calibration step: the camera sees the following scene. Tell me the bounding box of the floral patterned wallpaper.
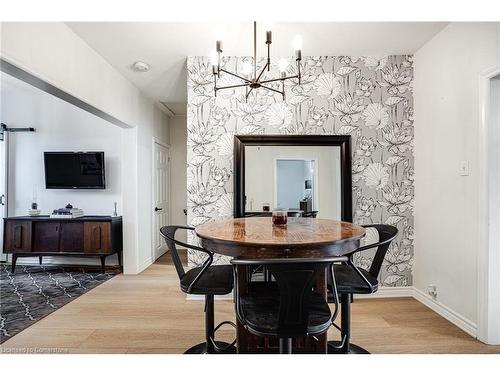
[187,55,414,287]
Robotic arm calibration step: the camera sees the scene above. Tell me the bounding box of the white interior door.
[152,140,170,260]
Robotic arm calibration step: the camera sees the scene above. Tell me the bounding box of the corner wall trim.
[0,58,131,129]
[413,287,477,338]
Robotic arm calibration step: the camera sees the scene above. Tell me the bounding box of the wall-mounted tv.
[44,152,106,189]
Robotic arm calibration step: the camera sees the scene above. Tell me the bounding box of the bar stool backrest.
[232,257,339,337]
[159,225,205,281]
[357,224,398,280]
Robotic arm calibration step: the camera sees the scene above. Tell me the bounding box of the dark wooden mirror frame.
[233,135,353,221]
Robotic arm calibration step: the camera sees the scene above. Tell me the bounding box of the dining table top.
[195,217,366,258]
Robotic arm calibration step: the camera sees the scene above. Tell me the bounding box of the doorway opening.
[152,138,170,261]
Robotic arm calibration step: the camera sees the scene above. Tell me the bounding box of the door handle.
[154,207,163,212]
[0,194,4,205]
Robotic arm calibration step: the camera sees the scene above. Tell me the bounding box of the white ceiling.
[67,22,447,115]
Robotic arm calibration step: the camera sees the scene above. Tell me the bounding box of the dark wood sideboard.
[3,216,123,273]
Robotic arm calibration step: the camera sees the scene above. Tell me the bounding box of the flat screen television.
[44,152,106,189]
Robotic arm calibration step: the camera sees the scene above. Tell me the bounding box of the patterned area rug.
[0,264,120,343]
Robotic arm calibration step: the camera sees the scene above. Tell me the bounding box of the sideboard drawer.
[60,222,84,252]
[84,222,111,254]
[32,221,61,252]
[4,220,32,252]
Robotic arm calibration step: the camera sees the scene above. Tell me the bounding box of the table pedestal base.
[327,341,370,354]
[236,265,328,353]
[185,342,237,354]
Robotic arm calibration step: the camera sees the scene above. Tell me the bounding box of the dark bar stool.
[160,225,236,354]
[327,224,398,354]
[232,257,343,354]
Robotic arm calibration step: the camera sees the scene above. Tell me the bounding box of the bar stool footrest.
[184,341,237,354]
[327,341,370,354]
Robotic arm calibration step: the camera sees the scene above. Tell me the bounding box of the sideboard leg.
[39,256,43,265]
[11,254,17,273]
[117,252,122,268]
[100,256,106,274]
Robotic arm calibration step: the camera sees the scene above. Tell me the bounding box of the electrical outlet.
[427,284,438,299]
[459,161,470,176]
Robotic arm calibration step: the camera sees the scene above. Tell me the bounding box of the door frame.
[477,64,500,345]
[151,137,171,261]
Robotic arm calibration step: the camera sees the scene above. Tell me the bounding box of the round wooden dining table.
[195,217,366,354]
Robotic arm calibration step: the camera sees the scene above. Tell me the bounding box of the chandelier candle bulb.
[216,40,223,53]
[295,49,302,61]
[211,52,218,77]
[210,51,217,67]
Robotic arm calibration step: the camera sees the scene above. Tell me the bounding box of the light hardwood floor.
[1,252,500,354]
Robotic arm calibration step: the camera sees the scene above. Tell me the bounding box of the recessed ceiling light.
[131,61,150,72]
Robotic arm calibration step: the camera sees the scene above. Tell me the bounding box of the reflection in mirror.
[245,146,341,219]
[276,159,315,212]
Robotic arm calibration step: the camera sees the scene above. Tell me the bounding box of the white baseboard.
[136,256,155,274]
[356,286,414,299]
[134,249,169,274]
[185,287,413,301]
[413,287,477,338]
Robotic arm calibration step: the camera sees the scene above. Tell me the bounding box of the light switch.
[460,161,470,176]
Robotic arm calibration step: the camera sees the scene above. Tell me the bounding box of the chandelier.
[211,21,303,100]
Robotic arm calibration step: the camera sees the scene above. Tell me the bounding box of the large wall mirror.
[234,135,352,221]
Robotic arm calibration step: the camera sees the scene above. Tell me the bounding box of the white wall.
[1,23,143,127]
[169,115,187,242]
[1,72,123,216]
[0,22,170,274]
[414,23,500,327]
[136,99,170,269]
[1,72,124,265]
[276,160,312,210]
